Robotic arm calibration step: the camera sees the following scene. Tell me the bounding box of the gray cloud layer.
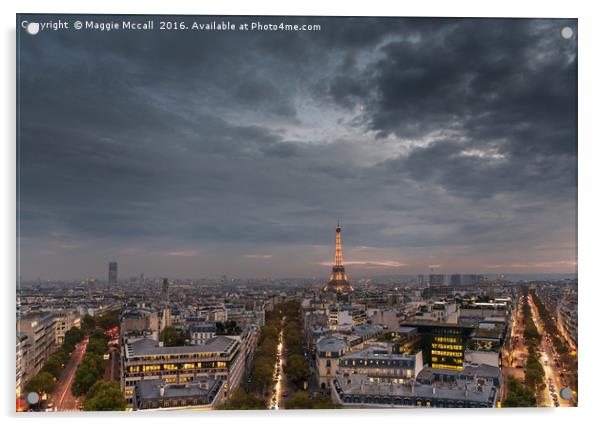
[17,16,577,279]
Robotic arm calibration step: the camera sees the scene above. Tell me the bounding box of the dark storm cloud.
[328,18,576,200]
[234,80,299,120]
[17,16,577,279]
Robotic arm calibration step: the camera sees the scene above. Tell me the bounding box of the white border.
[3,1,601,426]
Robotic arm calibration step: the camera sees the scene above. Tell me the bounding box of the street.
[269,323,295,409]
[527,294,573,407]
[48,336,89,411]
[269,330,285,410]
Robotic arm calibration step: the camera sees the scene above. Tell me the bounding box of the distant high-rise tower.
[87,277,96,300]
[417,274,426,287]
[323,222,353,293]
[429,274,446,286]
[162,278,169,302]
[108,262,118,286]
[450,274,462,287]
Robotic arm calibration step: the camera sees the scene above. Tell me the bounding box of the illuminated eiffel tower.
[323,221,354,293]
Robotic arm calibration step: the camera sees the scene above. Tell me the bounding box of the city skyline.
[18,17,577,280]
[15,14,579,413]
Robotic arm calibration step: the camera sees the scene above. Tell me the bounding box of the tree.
[83,380,126,411]
[285,391,313,409]
[97,311,119,330]
[523,321,540,343]
[504,376,536,407]
[25,372,56,395]
[216,388,266,410]
[259,325,279,344]
[251,355,275,391]
[160,326,186,347]
[261,337,278,361]
[285,391,341,409]
[72,369,99,397]
[72,353,105,396]
[525,360,545,390]
[81,315,96,332]
[523,345,545,392]
[283,322,302,353]
[41,354,64,379]
[87,337,108,355]
[311,394,342,409]
[285,354,310,386]
[215,322,225,334]
[90,329,107,340]
[216,320,241,335]
[63,326,84,353]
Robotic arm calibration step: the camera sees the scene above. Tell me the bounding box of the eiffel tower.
[323,222,354,292]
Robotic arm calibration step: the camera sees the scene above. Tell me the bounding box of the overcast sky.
[17,16,577,280]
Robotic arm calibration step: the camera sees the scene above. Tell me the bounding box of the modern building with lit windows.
[121,335,244,407]
[399,322,475,371]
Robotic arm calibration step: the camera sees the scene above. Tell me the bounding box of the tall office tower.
[428,274,446,286]
[108,261,118,286]
[162,278,169,303]
[450,274,462,287]
[462,274,483,286]
[87,277,96,300]
[323,222,353,293]
[417,274,426,287]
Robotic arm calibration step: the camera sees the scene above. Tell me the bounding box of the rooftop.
[472,323,505,339]
[190,323,217,333]
[126,336,237,358]
[341,345,418,361]
[417,364,502,384]
[136,377,222,400]
[317,336,348,353]
[392,326,417,334]
[353,324,383,337]
[334,373,497,404]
